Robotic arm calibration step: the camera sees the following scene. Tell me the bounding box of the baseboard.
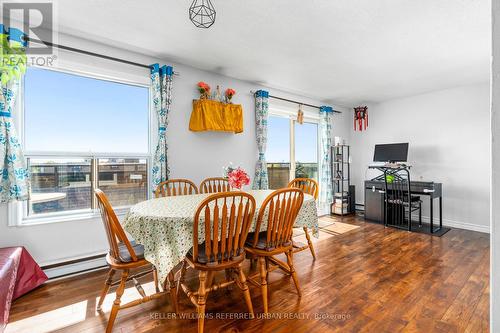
[43,255,108,279]
[413,215,490,234]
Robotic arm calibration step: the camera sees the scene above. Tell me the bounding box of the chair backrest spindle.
[155,179,198,198]
[200,177,232,194]
[288,178,319,200]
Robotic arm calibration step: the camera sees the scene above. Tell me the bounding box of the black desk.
[364,180,443,233]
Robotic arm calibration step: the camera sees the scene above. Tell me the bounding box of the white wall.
[350,83,490,233]
[490,1,499,331]
[0,33,351,266]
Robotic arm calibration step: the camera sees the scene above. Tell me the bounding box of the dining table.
[122,189,319,283]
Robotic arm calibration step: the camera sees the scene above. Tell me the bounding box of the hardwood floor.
[6,216,490,333]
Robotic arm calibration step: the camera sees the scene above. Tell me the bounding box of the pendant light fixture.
[189,0,216,28]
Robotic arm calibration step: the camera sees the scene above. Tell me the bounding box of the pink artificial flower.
[227,167,250,189]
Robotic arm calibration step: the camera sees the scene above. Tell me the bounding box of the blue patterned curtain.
[150,64,173,192]
[0,26,29,202]
[252,90,269,190]
[319,106,334,212]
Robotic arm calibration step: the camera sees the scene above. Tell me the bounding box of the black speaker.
[348,185,355,213]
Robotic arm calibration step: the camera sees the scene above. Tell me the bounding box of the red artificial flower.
[197,81,210,93]
[225,88,236,98]
[227,167,250,189]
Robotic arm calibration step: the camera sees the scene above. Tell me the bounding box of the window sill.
[12,206,131,227]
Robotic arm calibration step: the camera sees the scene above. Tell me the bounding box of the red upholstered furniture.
[0,247,47,330]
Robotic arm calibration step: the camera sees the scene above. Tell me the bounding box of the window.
[22,67,149,220]
[267,114,319,189]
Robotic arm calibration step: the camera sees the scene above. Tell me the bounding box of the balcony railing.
[267,162,318,190]
[28,158,147,216]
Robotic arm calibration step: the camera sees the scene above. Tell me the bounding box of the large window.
[267,114,318,189]
[23,67,149,220]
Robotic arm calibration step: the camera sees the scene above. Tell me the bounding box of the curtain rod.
[250,90,341,114]
[25,36,180,75]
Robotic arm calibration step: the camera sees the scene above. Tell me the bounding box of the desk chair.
[381,169,422,231]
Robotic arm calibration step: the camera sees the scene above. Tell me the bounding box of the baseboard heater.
[42,253,108,280]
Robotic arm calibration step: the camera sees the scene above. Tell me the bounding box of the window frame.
[9,65,153,227]
[267,105,320,184]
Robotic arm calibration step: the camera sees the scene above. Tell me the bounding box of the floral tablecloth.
[123,190,318,283]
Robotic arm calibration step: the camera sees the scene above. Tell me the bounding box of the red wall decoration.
[354,106,368,131]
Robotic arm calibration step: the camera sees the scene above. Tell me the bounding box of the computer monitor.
[373,143,409,162]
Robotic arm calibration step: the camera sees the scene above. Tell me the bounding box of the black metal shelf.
[331,145,352,216]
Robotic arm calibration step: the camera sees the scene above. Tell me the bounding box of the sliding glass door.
[267,115,318,189]
[267,116,291,189]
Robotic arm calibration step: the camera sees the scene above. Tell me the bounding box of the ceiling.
[47,0,491,105]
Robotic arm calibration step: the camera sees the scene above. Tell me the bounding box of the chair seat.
[245,231,292,251]
[117,240,145,263]
[188,242,244,264]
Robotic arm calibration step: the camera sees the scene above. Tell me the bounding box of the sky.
[267,116,318,163]
[24,67,149,154]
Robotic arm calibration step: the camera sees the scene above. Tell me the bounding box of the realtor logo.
[2,2,54,55]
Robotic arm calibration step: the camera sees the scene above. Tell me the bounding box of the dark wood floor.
[7,216,490,333]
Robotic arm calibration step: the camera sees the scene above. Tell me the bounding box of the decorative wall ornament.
[354,106,368,131]
[297,104,304,124]
[197,81,210,99]
[189,99,243,133]
[189,0,216,28]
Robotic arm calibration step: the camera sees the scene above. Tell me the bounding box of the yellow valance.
[189,99,243,134]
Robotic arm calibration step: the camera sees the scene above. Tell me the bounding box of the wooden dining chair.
[95,189,178,333]
[199,177,232,194]
[155,178,199,198]
[177,192,256,333]
[288,178,318,260]
[245,188,304,313]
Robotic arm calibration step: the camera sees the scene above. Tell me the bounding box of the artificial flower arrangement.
[197,81,211,99]
[225,88,236,103]
[196,82,236,103]
[223,163,250,190]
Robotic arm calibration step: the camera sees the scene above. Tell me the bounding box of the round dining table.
[123,189,319,283]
